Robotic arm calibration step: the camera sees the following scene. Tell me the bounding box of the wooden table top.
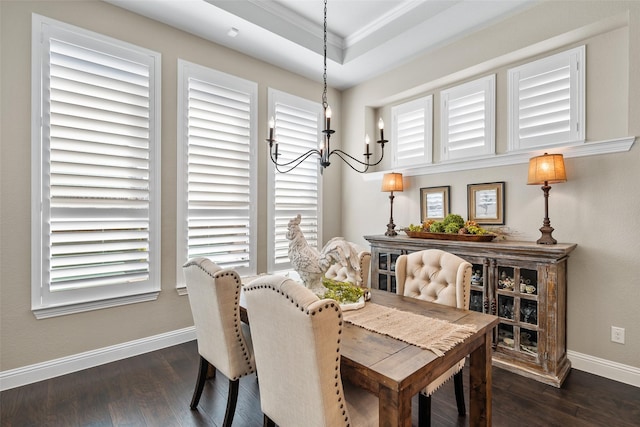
[338,289,499,397]
[240,286,498,397]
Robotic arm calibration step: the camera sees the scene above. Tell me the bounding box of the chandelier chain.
[322,0,328,110]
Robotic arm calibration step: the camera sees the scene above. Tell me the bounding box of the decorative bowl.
[404,230,496,242]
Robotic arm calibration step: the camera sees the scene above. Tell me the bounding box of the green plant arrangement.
[406,213,491,235]
[321,277,365,304]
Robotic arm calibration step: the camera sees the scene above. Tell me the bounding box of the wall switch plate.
[611,326,625,344]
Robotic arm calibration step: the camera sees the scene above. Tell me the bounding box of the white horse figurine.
[286,214,359,295]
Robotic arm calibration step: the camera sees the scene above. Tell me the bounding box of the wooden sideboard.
[364,234,577,387]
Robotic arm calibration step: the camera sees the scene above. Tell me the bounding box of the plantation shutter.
[183,74,255,274]
[33,15,161,316]
[509,46,585,150]
[392,96,432,167]
[441,75,495,160]
[268,90,322,271]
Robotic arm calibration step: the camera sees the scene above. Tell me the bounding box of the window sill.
[32,291,160,319]
[363,137,635,181]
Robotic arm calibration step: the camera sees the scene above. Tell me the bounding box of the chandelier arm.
[269,146,320,167]
[330,146,385,167]
[364,147,385,167]
[330,149,374,166]
[329,151,370,173]
[272,150,322,174]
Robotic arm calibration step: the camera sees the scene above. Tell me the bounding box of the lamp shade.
[381,173,403,192]
[527,153,567,185]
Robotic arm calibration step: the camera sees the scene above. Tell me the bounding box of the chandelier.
[266,0,387,174]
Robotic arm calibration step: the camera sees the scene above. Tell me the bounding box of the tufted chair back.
[396,249,472,310]
[324,249,371,287]
[244,274,377,427]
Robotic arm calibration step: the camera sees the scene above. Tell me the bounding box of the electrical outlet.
[611,326,625,344]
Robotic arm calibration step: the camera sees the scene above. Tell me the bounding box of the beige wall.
[340,1,640,367]
[1,0,638,376]
[0,1,342,371]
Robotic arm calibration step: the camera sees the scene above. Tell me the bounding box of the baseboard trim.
[568,350,640,388]
[3,330,636,391]
[0,326,196,391]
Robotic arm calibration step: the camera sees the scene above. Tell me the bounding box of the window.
[392,95,433,167]
[440,75,495,161]
[267,89,322,273]
[508,46,585,150]
[31,15,161,318]
[176,60,257,289]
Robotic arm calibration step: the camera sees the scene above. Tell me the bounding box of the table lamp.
[381,172,403,236]
[527,153,567,244]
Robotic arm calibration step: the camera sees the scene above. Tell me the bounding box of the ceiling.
[105,0,537,89]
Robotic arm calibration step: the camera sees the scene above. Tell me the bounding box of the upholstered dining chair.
[182,258,255,427]
[395,249,472,427]
[324,243,371,288]
[243,274,378,427]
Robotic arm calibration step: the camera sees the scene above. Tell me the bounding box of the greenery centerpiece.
[321,277,365,304]
[404,214,496,241]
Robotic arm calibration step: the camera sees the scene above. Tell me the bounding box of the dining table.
[240,285,499,427]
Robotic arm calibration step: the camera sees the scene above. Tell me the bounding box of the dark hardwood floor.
[2,340,638,426]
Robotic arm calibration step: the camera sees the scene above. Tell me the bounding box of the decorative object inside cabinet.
[498,294,515,319]
[498,267,515,290]
[470,265,485,312]
[470,290,483,312]
[519,268,537,294]
[520,328,538,356]
[499,324,515,348]
[520,299,538,324]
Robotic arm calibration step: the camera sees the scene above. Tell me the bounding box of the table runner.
[343,302,477,357]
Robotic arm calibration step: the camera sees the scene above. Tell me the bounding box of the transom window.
[392,95,433,167]
[508,46,585,150]
[440,75,496,161]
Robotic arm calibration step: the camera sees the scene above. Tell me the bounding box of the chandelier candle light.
[266,0,387,174]
[527,153,567,245]
[382,172,403,236]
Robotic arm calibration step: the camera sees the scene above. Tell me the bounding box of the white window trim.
[176,60,258,292]
[508,45,586,151]
[440,74,496,161]
[266,88,323,274]
[392,95,433,168]
[31,14,161,318]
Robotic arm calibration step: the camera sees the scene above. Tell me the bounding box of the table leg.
[469,332,492,427]
[378,384,412,427]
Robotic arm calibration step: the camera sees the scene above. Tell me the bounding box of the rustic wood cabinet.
[364,234,577,387]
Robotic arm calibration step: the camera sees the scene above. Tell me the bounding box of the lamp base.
[536,225,557,245]
[385,222,397,237]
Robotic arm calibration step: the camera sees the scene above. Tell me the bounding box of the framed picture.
[420,186,450,222]
[467,182,505,225]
